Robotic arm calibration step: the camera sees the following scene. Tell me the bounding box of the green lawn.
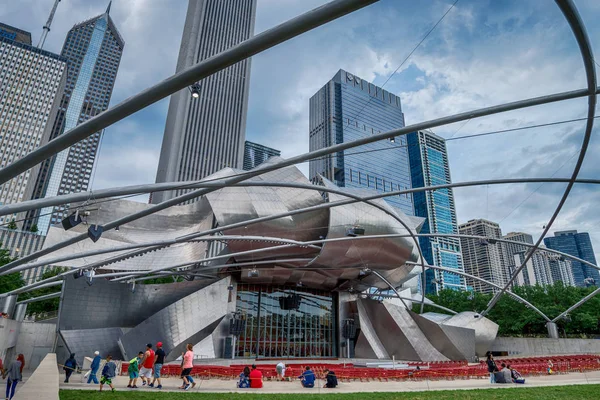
[60,384,600,399]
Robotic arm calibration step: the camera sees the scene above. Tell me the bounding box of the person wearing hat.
[139,343,155,386]
[87,351,102,384]
[150,342,165,389]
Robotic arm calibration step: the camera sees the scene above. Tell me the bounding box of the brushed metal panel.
[61,328,124,365]
[60,274,216,330]
[118,277,230,362]
[355,299,389,359]
[442,311,499,357]
[409,309,473,360]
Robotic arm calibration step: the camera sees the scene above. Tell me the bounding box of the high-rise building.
[547,253,576,287]
[407,130,465,294]
[502,232,551,287]
[309,69,414,215]
[0,22,32,45]
[243,141,281,171]
[544,230,599,287]
[0,26,67,224]
[30,3,124,234]
[458,219,506,293]
[152,0,257,204]
[0,228,45,283]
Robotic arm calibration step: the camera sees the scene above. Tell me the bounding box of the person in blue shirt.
[87,351,102,384]
[99,355,117,392]
[299,366,315,388]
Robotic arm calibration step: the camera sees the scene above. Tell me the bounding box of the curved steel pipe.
[369,269,410,309]
[482,0,598,317]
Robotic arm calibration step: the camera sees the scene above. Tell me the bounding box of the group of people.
[71,341,195,392]
[237,362,338,389]
[1,354,25,400]
[486,353,525,384]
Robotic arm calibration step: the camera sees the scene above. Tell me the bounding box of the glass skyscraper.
[243,141,281,171]
[30,3,124,234]
[544,230,599,287]
[407,130,465,294]
[309,69,413,215]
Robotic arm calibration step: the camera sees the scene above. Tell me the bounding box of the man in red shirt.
[139,343,155,386]
[249,364,263,388]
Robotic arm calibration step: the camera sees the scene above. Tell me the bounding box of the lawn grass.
[60,384,600,399]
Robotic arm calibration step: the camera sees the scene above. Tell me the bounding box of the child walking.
[99,355,117,392]
[127,352,143,388]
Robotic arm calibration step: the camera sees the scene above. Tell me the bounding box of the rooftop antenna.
[38,0,61,49]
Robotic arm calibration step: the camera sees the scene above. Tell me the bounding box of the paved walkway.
[60,370,600,394]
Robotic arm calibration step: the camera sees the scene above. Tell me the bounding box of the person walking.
[63,353,78,383]
[87,351,101,384]
[150,341,165,389]
[249,364,263,388]
[2,354,24,400]
[127,352,143,388]
[99,355,116,392]
[323,369,338,388]
[0,356,4,377]
[139,343,155,386]
[299,366,316,388]
[486,353,498,383]
[180,343,196,390]
[237,366,250,388]
[276,362,286,381]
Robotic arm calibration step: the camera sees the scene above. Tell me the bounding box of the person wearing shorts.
[151,341,165,389]
[276,362,286,381]
[180,343,195,390]
[127,352,143,388]
[139,343,155,386]
[99,355,116,392]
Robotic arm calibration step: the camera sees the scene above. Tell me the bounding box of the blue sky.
[2,0,599,261]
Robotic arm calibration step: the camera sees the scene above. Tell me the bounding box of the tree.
[415,283,600,337]
[30,224,38,233]
[6,219,17,230]
[21,267,67,315]
[0,244,22,293]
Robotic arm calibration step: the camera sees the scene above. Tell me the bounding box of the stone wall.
[491,337,600,356]
[0,318,20,361]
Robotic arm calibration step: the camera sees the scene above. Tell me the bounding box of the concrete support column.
[14,303,27,322]
[546,322,559,338]
[2,295,17,316]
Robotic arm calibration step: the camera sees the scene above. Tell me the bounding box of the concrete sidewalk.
[61,370,600,394]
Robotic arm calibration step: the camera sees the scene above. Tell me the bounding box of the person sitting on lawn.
[127,352,143,388]
[299,366,315,388]
[508,364,526,384]
[249,364,263,388]
[238,366,251,388]
[323,369,338,388]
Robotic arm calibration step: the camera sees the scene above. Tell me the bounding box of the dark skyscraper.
[31,2,124,234]
[243,141,281,171]
[309,69,413,215]
[544,230,599,287]
[152,0,257,204]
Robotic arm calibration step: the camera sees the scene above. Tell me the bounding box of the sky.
[1,0,599,262]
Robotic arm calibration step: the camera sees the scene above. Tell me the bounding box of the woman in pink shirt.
[179,343,196,390]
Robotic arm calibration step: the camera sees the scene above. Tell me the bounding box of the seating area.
[118,355,599,382]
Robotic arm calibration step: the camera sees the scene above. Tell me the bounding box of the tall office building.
[0,24,67,224]
[30,3,124,234]
[152,0,257,204]
[0,22,32,45]
[407,130,465,294]
[544,230,599,287]
[547,253,576,287]
[502,232,551,286]
[309,69,413,215]
[458,219,506,293]
[243,141,281,171]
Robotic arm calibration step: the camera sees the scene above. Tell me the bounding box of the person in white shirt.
[276,362,286,381]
